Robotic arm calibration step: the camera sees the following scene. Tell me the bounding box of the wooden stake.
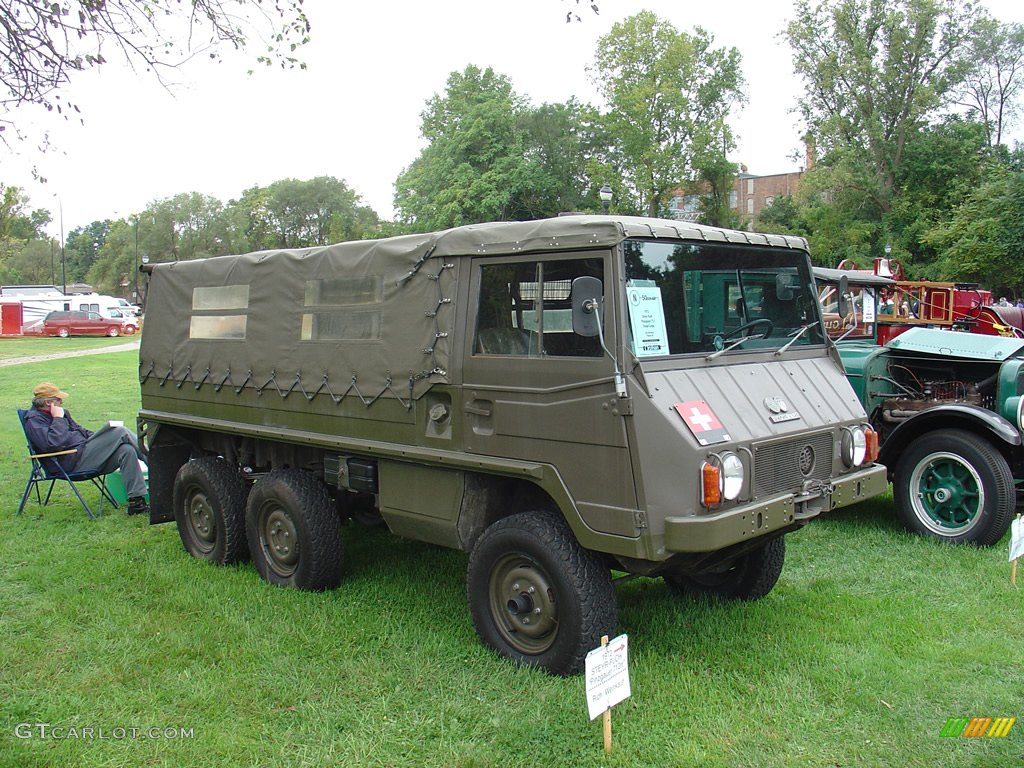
[601,635,612,753]
[1013,514,1021,587]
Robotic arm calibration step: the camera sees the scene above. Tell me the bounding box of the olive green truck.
[138,215,886,675]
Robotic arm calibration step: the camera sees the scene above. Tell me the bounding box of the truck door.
[461,253,638,537]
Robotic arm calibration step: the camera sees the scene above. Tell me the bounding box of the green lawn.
[0,347,1020,767]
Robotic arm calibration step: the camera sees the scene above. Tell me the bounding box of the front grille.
[753,431,834,496]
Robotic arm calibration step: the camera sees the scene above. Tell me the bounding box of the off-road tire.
[246,469,343,590]
[467,512,617,676]
[173,456,250,565]
[893,429,1013,546]
[665,535,785,601]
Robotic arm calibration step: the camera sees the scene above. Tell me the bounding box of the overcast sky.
[4,0,1023,236]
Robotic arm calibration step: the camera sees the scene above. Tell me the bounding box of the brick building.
[668,166,805,226]
[667,144,814,226]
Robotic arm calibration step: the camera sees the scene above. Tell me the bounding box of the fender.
[878,403,1021,472]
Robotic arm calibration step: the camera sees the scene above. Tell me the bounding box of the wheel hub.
[261,507,299,575]
[186,492,216,551]
[490,558,558,650]
[911,451,984,533]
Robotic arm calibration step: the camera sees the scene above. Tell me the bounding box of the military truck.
[138,216,886,675]
[816,266,1023,546]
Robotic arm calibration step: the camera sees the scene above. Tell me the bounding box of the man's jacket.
[24,407,93,473]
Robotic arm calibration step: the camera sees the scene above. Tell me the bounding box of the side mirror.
[571,276,603,337]
[775,273,798,301]
[837,275,850,318]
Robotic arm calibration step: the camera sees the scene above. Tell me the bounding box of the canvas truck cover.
[140,216,809,404]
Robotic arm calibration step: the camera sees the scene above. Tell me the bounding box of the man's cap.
[34,382,69,400]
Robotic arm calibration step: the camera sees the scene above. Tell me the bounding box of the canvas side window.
[301,275,383,341]
[190,285,249,340]
[474,258,603,357]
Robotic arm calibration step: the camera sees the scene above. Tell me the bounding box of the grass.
[0,343,1021,767]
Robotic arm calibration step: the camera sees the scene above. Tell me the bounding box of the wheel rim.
[185,488,217,555]
[487,553,558,655]
[257,502,300,577]
[909,451,984,535]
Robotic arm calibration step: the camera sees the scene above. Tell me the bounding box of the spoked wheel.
[246,469,343,590]
[664,536,785,601]
[173,456,250,565]
[467,512,616,676]
[894,430,1013,546]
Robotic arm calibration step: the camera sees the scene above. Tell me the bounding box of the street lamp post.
[58,198,66,296]
[133,216,140,304]
[599,183,613,214]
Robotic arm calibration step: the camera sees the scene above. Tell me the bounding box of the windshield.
[624,239,825,357]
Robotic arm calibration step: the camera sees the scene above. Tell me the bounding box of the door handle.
[465,401,492,417]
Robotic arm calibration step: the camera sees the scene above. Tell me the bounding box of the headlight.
[719,451,744,500]
[701,452,745,507]
[841,426,867,467]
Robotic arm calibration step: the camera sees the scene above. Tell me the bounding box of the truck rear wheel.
[893,429,1013,546]
[664,536,785,601]
[466,512,616,676]
[173,456,250,565]
[246,469,342,591]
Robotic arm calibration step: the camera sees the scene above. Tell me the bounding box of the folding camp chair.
[16,408,119,519]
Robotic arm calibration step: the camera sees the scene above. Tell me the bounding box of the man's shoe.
[127,497,149,516]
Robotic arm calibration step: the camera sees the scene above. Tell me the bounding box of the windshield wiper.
[774,325,809,355]
[705,335,752,361]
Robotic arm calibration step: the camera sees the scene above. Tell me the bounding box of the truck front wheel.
[173,456,250,565]
[246,469,343,590]
[893,429,1013,546]
[664,536,785,601]
[466,512,616,676]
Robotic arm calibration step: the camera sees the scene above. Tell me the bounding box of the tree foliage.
[394,65,596,230]
[785,0,981,217]
[954,18,1024,147]
[0,0,310,139]
[926,160,1024,294]
[590,11,744,217]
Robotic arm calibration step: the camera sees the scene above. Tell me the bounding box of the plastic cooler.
[107,462,150,503]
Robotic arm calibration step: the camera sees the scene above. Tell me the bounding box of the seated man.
[24,382,149,516]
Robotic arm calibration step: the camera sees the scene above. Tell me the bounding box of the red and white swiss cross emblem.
[674,400,731,446]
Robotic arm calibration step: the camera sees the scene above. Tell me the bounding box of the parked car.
[42,310,135,337]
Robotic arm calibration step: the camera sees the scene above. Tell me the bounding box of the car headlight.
[719,451,744,500]
[841,425,867,467]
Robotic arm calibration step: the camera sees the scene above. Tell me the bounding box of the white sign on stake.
[585,633,631,721]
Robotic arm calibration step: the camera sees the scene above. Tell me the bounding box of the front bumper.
[663,463,888,553]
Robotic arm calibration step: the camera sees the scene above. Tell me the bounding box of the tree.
[590,12,744,217]
[1,0,310,139]
[926,162,1024,295]
[954,18,1024,148]
[785,0,982,218]
[228,177,380,251]
[394,65,594,229]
